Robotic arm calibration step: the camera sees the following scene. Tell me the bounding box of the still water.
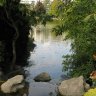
[26,24,71,82]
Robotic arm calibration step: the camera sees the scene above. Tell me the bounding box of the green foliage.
[0,0,5,6]
[43,0,51,13]
[0,0,36,69]
[35,1,46,15]
[53,0,96,77]
[84,88,96,96]
[34,1,53,25]
[0,0,53,70]
[49,0,64,17]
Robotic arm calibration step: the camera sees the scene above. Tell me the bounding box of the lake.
[25,24,71,82]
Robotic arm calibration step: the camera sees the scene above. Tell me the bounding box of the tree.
[43,0,51,13]
[0,0,35,71]
[35,1,46,15]
[53,0,96,77]
[0,0,52,72]
[34,1,52,26]
[0,0,20,70]
[49,0,64,17]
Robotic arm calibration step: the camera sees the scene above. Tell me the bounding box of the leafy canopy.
[54,0,96,77]
[49,0,64,17]
[0,0,5,6]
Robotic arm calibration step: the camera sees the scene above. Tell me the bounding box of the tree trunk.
[11,28,19,70]
[4,8,19,70]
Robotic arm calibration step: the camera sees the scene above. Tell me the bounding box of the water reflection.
[26,24,71,82]
[33,25,64,43]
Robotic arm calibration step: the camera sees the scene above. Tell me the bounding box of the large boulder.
[34,72,51,82]
[28,82,58,96]
[1,75,24,93]
[58,76,86,96]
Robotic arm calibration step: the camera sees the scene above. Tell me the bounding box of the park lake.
[23,23,72,96]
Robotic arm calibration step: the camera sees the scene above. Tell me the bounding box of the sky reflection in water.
[26,24,71,81]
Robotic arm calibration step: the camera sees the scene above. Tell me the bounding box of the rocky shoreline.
[0,72,91,96]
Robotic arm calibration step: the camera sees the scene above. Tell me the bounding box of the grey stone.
[1,75,24,93]
[34,72,51,82]
[58,76,85,96]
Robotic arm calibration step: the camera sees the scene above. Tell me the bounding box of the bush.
[84,88,96,96]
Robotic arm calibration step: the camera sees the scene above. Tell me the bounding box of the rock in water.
[1,75,24,93]
[34,72,51,82]
[58,76,85,96]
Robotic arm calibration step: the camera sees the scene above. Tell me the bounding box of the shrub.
[84,88,96,96]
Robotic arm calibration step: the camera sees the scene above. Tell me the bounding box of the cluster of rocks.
[0,72,91,96]
[33,72,90,96]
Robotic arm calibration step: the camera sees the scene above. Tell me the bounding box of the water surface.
[26,24,71,81]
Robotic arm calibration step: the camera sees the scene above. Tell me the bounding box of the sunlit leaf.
[84,14,92,22]
[94,14,96,20]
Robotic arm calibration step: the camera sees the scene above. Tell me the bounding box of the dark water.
[25,24,71,82]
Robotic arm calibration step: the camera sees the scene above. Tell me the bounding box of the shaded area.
[0,1,36,73]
